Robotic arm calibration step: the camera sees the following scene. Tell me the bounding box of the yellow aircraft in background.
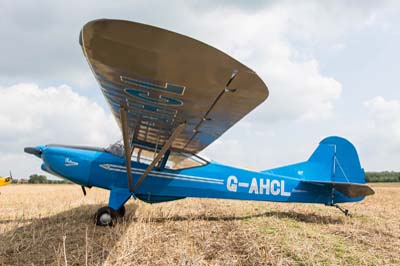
[0,171,12,187]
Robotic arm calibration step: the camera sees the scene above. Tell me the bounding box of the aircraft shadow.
[0,205,342,264]
[131,209,344,225]
[0,204,135,265]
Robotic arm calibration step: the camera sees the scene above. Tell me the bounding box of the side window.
[165,152,208,170]
[131,147,157,165]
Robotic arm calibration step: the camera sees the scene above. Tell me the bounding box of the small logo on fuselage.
[227,175,291,197]
[297,170,304,176]
[65,158,79,167]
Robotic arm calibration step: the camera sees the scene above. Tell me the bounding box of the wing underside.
[80,19,268,153]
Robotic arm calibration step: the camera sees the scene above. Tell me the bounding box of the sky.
[0,0,399,178]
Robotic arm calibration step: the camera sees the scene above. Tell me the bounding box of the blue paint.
[125,88,183,106]
[121,76,185,95]
[29,136,371,211]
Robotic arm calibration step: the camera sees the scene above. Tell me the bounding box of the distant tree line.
[12,174,72,184]
[365,171,400,182]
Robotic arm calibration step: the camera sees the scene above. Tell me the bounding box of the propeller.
[9,170,12,179]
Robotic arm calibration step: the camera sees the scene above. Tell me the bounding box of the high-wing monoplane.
[25,19,374,226]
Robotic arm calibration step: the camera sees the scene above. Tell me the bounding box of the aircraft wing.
[80,19,268,153]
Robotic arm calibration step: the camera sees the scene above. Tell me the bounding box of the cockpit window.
[105,141,159,164]
[104,141,124,157]
[165,151,209,170]
[105,140,209,170]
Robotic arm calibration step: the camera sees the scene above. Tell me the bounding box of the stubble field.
[0,183,399,265]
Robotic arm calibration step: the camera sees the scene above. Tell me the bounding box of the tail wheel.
[94,206,117,226]
[117,205,126,217]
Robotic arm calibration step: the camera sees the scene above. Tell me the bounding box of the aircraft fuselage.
[34,145,360,208]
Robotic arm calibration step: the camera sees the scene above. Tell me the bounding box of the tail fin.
[309,136,364,184]
[263,136,374,199]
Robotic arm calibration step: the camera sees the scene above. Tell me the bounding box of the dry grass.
[0,183,399,265]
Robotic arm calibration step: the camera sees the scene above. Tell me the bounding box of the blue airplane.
[25,19,374,226]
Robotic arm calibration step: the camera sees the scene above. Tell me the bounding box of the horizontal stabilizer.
[301,180,374,198]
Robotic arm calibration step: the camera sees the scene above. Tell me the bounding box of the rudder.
[309,136,365,184]
[263,136,374,199]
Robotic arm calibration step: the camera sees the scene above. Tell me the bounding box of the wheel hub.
[99,213,112,225]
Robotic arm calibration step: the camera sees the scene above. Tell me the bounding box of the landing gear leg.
[334,204,350,216]
[117,205,126,217]
[328,187,350,216]
[94,206,118,226]
[325,203,350,216]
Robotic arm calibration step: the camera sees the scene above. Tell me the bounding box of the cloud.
[335,96,400,171]
[364,96,400,147]
[2,0,392,123]
[0,83,119,178]
[0,0,366,122]
[187,6,343,123]
[0,0,399,176]
[196,2,399,171]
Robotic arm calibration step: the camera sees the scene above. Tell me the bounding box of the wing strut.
[184,70,238,149]
[132,123,186,191]
[119,106,134,192]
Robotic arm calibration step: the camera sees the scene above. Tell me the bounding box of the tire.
[117,205,126,217]
[94,206,117,226]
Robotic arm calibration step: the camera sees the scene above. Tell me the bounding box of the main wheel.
[117,205,126,217]
[94,206,117,226]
